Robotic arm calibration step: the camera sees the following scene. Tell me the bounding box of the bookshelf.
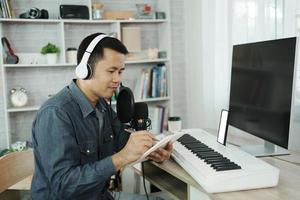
[0,0,172,149]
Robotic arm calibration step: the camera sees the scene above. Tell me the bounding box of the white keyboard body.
[172,129,279,193]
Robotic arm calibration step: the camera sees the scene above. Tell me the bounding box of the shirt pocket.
[79,141,98,164]
[102,127,115,155]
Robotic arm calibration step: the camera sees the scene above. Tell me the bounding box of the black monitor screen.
[229,37,296,148]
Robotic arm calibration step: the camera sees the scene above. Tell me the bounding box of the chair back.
[0,150,34,193]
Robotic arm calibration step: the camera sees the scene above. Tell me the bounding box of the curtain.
[184,0,283,130]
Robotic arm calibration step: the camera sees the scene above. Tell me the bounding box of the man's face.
[87,48,125,99]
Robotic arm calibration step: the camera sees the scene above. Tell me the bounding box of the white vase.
[46,53,58,65]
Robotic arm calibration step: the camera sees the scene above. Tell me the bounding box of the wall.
[170,0,187,126]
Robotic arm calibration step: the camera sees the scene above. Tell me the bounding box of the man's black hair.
[77,33,128,68]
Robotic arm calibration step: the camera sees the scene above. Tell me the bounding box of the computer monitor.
[228,37,297,156]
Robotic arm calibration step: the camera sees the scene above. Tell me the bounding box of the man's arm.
[33,106,116,199]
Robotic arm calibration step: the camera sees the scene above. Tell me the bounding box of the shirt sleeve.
[33,106,116,199]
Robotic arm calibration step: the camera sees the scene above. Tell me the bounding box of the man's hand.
[112,131,155,170]
[148,142,173,163]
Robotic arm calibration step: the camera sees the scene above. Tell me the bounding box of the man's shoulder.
[40,86,74,112]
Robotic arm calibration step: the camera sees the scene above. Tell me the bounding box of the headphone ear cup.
[85,64,93,80]
[75,63,88,79]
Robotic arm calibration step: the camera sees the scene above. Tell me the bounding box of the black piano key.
[192,148,214,153]
[190,146,211,151]
[183,143,208,149]
[205,158,230,164]
[215,165,242,171]
[213,165,238,171]
[180,140,204,145]
[196,152,219,156]
[178,135,196,141]
[198,154,224,159]
[198,151,219,155]
[211,162,236,168]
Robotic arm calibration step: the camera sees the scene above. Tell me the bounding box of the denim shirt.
[31,80,130,200]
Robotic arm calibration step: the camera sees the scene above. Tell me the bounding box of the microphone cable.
[141,161,149,200]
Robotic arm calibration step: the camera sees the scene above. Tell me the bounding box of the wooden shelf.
[0,18,167,24]
[125,58,169,64]
[0,18,60,23]
[3,59,168,68]
[119,19,167,23]
[136,97,170,103]
[4,63,75,68]
[111,97,170,105]
[7,106,40,113]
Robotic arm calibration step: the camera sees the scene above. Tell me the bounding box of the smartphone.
[217,109,229,146]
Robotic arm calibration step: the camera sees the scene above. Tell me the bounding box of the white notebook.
[130,132,184,166]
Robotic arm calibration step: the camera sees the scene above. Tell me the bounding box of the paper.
[129,132,184,165]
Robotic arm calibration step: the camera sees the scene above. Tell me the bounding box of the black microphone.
[130,102,151,131]
[116,85,135,123]
[116,85,151,131]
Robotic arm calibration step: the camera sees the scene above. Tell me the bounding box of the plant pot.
[46,53,58,65]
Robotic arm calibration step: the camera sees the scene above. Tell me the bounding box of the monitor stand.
[240,141,290,157]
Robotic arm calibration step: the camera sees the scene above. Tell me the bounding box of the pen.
[124,129,160,141]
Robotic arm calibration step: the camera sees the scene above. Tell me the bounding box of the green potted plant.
[41,42,60,64]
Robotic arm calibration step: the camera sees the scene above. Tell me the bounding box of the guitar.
[1,37,19,64]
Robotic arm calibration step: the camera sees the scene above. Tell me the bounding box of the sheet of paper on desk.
[129,132,185,166]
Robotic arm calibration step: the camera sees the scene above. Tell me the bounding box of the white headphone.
[75,34,109,79]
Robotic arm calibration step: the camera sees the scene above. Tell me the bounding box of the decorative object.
[0,141,29,157]
[10,87,28,107]
[103,11,134,20]
[16,53,45,64]
[41,42,60,64]
[19,7,49,19]
[136,4,154,19]
[147,48,158,59]
[158,51,167,58]
[1,37,19,64]
[59,5,89,19]
[122,27,141,52]
[155,11,166,19]
[66,48,77,64]
[92,1,104,19]
[168,116,182,132]
[11,141,27,151]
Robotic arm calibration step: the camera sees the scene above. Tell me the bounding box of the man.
[31,33,173,199]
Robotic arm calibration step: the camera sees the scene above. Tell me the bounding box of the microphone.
[116,85,135,123]
[130,102,151,131]
[116,85,151,131]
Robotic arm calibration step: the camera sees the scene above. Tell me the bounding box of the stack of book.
[134,63,168,99]
[148,105,168,134]
[0,0,15,18]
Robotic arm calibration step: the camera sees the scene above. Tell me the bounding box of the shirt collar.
[68,79,107,118]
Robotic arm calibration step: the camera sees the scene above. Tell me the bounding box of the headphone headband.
[75,34,109,79]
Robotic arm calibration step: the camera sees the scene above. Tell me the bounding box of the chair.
[0,150,34,193]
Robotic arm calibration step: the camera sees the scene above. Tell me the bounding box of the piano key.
[183,143,208,149]
[205,158,231,164]
[215,165,242,171]
[191,149,214,154]
[211,162,236,168]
